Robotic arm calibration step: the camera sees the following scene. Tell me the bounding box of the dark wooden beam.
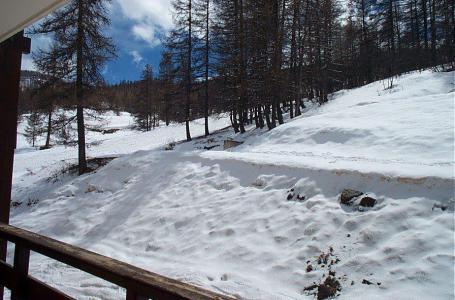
[0,224,234,300]
[0,30,31,300]
[11,245,30,300]
[0,260,75,300]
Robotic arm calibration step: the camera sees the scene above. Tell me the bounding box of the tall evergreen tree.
[31,0,116,174]
[134,64,156,131]
[166,0,195,141]
[159,51,175,127]
[24,110,44,147]
[194,0,212,136]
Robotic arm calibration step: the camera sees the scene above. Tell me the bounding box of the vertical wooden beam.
[126,289,138,300]
[126,289,148,300]
[11,245,30,300]
[0,30,30,300]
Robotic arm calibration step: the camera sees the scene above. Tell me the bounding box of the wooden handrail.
[0,223,235,300]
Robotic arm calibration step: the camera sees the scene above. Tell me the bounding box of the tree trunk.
[258,105,264,128]
[204,0,210,136]
[186,0,193,141]
[264,105,273,130]
[429,0,436,63]
[44,107,52,149]
[232,109,239,133]
[238,0,246,134]
[422,0,429,52]
[76,0,87,175]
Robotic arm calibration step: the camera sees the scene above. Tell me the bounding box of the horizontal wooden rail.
[0,260,75,300]
[0,223,235,300]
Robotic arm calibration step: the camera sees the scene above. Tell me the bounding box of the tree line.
[21,0,454,174]
[162,0,454,135]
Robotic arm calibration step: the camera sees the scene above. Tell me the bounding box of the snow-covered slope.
[204,70,455,179]
[9,70,455,300]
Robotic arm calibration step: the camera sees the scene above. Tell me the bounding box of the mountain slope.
[204,70,454,179]
[9,70,455,299]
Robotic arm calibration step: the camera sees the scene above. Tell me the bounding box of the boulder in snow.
[340,189,363,205]
[359,196,377,207]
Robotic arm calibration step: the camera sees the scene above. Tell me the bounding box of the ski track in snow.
[7,70,455,299]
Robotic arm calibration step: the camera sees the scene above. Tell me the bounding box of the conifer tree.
[31,0,116,174]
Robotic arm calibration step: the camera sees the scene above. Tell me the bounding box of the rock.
[317,276,341,300]
[287,193,294,200]
[306,264,313,272]
[340,189,363,205]
[223,139,243,150]
[297,194,306,201]
[359,196,376,207]
[432,203,448,211]
[203,145,219,150]
[362,279,373,285]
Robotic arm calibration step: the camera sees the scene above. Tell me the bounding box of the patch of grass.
[47,157,117,183]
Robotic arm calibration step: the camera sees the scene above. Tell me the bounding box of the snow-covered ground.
[8,70,455,299]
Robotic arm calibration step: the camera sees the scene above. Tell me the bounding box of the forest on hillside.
[20,0,454,172]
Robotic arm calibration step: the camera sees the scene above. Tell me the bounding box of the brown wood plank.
[0,260,13,288]
[0,261,75,300]
[0,30,29,300]
[0,224,235,300]
[11,245,30,300]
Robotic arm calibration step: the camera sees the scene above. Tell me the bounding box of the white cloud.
[116,0,173,47]
[132,24,161,47]
[129,50,143,64]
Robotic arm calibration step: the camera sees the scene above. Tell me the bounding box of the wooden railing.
[0,223,235,300]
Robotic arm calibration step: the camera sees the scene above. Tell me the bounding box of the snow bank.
[9,70,455,299]
[204,70,454,179]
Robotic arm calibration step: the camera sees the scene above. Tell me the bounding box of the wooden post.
[0,31,30,300]
[126,290,147,300]
[11,245,30,300]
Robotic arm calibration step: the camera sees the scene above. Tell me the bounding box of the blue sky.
[21,0,173,83]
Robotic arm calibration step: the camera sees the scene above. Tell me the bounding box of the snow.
[8,70,455,299]
[203,70,455,179]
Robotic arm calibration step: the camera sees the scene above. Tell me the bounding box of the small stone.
[297,194,306,201]
[359,196,377,207]
[306,265,313,272]
[362,279,373,285]
[347,233,351,237]
[287,193,294,200]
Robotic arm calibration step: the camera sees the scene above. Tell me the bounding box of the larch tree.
[194,0,212,136]
[31,0,116,174]
[167,0,195,141]
[158,51,174,127]
[134,64,156,131]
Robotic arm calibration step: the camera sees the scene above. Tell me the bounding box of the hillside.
[9,70,454,299]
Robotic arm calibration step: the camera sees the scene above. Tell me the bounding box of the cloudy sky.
[21,0,173,83]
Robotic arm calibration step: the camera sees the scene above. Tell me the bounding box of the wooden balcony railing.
[0,223,235,300]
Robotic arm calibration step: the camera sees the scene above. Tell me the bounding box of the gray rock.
[340,189,363,205]
[359,196,376,207]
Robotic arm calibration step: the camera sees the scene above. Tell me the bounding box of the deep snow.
[8,70,455,300]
